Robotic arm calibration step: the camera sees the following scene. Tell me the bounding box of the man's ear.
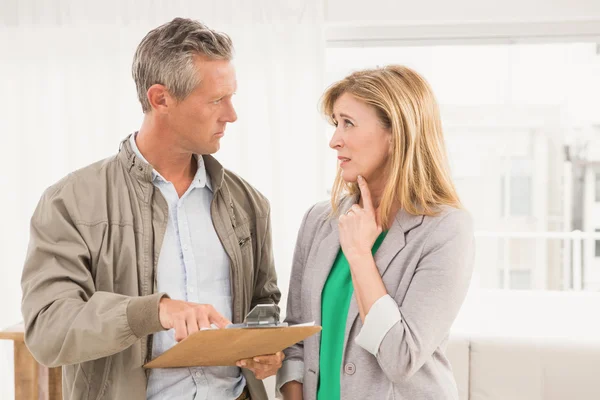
[147,84,172,113]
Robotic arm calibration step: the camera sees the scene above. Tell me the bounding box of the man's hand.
[236,352,285,380]
[158,298,231,342]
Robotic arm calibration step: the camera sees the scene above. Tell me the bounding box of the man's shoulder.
[39,155,122,214]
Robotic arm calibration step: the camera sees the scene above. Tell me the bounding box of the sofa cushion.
[469,336,600,400]
[447,334,470,400]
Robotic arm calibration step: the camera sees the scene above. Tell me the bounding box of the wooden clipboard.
[144,325,321,368]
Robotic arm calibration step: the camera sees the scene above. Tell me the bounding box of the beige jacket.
[21,136,280,400]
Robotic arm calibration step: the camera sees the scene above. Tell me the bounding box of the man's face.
[166,56,238,155]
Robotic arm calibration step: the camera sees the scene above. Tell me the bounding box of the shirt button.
[183,245,188,251]
[188,286,194,293]
[195,371,202,378]
[344,363,356,375]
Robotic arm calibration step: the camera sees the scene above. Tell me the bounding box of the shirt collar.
[129,133,212,191]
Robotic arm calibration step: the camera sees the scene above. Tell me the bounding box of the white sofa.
[447,289,600,400]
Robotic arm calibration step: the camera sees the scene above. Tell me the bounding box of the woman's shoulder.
[308,198,332,217]
[302,199,333,229]
[432,204,472,222]
[303,195,356,225]
[421,205,474,239]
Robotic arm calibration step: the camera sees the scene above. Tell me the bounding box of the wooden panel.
[2,323,62,400]
[35,365,63,400]
[0,323,25,342]
[48,367,62,400]
[14,340,39,400]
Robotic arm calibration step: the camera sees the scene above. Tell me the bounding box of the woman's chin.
[341,171,358,184]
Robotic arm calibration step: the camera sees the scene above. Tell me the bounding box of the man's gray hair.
[132,17,234,113]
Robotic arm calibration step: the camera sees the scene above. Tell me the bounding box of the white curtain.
[0,1,327,398]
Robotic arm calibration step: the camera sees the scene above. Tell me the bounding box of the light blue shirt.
[130,135,246,400]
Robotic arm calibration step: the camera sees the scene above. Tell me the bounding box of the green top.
[317,231,388,400]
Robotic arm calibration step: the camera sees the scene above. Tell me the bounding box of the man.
[21,17,282,400]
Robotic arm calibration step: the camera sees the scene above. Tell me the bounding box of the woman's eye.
[332,119,353,128]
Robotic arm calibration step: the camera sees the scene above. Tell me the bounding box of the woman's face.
[329,92,392,185]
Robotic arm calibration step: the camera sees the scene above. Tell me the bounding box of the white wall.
[0,2,325,399]
[325,0,600,24]
[324,0,600,46]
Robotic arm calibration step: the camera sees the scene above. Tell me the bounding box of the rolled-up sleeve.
[275,359,304,398]
[355,294,402,355]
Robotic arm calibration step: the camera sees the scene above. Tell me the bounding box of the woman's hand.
[338,175,382,262]
[281,380,303,400]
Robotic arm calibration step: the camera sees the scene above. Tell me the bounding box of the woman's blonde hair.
[322,65,461,229]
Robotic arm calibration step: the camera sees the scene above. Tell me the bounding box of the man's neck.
[135,120,197,184]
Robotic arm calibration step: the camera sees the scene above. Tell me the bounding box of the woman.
[275,65,474,400]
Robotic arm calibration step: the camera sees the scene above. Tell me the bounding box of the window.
[500,158,533,217]
[326,42,600,291]
[595,171,600,202]
[498,269,532,290]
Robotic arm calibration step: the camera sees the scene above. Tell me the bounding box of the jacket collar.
[117,134,226,192]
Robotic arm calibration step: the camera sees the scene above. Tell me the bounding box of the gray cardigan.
[276,195,474,400]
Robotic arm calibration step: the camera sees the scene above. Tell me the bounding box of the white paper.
[291,321,315,327]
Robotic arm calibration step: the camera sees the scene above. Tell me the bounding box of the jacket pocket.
[65,363,91,400]
[74,356,111,400]
[234,223,255,267]
[95,355,113,400]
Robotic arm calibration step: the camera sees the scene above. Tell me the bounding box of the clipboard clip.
[228,304,288,328]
